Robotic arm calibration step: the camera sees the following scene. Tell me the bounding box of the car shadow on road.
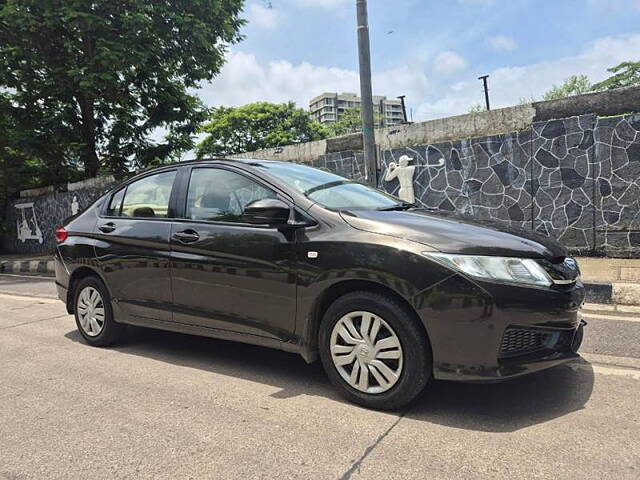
[64,326,594,433]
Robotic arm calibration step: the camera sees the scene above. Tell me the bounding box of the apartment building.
[309,92,405,127]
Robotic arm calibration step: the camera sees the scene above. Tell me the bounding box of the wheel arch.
[65,266,110,314]
[304,279,432,363]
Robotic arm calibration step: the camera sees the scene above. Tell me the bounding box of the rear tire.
[319,291,431,410]
[74,276,125,347]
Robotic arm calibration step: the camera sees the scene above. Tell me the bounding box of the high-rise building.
[309,92,405,128]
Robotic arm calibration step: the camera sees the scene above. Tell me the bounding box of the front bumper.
[414,274,586,382]
[436,320,586,382]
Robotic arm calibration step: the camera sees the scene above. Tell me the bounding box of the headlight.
[423,253,553,287]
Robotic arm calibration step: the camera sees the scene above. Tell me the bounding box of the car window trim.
[99,168,179,221]
[176,165,294,227]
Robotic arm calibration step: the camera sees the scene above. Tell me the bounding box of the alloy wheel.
[329,311,404,394]
[77,286,106,337]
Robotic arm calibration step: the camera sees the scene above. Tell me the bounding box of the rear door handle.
[173,229,200,243]
[98,222,116,233]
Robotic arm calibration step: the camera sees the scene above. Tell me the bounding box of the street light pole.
[478,74,491,111]
[356,0,377,185]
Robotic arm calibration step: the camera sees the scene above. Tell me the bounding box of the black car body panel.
[54,159,585,383]
[340,209,567,259]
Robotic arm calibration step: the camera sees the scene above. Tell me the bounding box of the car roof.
[172,157,284,168]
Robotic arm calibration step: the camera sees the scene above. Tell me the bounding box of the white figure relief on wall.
[384,154,417,203]
[15,202,43,244]
[71,195,79,215]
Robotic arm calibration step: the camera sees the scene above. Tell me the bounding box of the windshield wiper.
[378,202,415,211]
[303,180,358,197]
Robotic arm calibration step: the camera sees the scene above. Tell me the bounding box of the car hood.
[339,208,567,259]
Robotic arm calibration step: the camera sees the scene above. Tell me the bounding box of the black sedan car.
[54,159,585,410]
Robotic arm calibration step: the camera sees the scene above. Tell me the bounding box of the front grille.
[499,327,551,358]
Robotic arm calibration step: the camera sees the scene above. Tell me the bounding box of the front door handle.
[173,229,200,243]
[98,222,116,233]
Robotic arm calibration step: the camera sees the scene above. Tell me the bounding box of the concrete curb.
[584,282,613,304]
[584,281,640,306]
[0,259,54,276]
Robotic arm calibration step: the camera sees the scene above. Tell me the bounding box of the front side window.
[117,171,176,218]
[186,168,277,223]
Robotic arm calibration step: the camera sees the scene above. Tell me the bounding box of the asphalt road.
[1,274,639,480]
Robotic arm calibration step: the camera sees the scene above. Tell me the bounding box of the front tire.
[319,291,431,410]
[74,276,125,347]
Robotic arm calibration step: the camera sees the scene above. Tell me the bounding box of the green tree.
[592,61,640,91]
[543,75,592,101]
[0,0,245,178]
[326,107,383,137]
[0,94,45,244]
[467,104,485,114]
[197,102,328,157]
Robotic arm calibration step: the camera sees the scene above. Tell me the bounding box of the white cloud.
[416,33,640,119]
[432,51,468,76]
[198,51,359,109]
[197,50,430,112]
[196,33,640,126]
[487,35,518,52]
[295,0,350,8]
[247,3,284,31]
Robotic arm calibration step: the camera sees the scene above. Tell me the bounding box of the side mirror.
[243,198,291,226]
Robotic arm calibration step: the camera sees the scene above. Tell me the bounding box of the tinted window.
[186,168,277,222]
[119,171,176,218]
[106,188,125,216]
[256,162,402,210]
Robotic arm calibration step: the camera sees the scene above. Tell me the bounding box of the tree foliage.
[592,61,640,91]
[197,102,328,157]
[0,0,245,178]
[0,93,48,240]
[543,75,593,101]
[326,107,382,137]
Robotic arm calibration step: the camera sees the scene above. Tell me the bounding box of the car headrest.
[133,206,156,218]
[201,191,230,210]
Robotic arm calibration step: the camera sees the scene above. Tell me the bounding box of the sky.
[196,0,640,122]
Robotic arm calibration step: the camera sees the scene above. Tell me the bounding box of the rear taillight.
[55,226,68,243]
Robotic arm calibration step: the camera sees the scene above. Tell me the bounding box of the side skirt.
[120,314,304,358]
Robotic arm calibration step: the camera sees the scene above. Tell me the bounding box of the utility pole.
[397,95,408,123]
[478,74,491,111]
[356,0,377,185]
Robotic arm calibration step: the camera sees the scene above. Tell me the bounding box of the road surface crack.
[0,314,68,330]
[339,410,407,480]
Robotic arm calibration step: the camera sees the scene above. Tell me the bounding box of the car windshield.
[256,162,408,210]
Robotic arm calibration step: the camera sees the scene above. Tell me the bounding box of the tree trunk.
[76,94,100,178]
[77,28,99,178]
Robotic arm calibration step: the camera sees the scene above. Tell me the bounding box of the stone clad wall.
[377,113,640,257]
[3,178,115,254]
[3,87,639,257]
[306,150,367,183]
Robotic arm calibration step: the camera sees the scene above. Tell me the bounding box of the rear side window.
[106,188,125,216]
[186,168,276,223]
[115,171,176,218]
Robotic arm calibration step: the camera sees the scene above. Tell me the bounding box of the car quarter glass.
[54,159,586,411]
